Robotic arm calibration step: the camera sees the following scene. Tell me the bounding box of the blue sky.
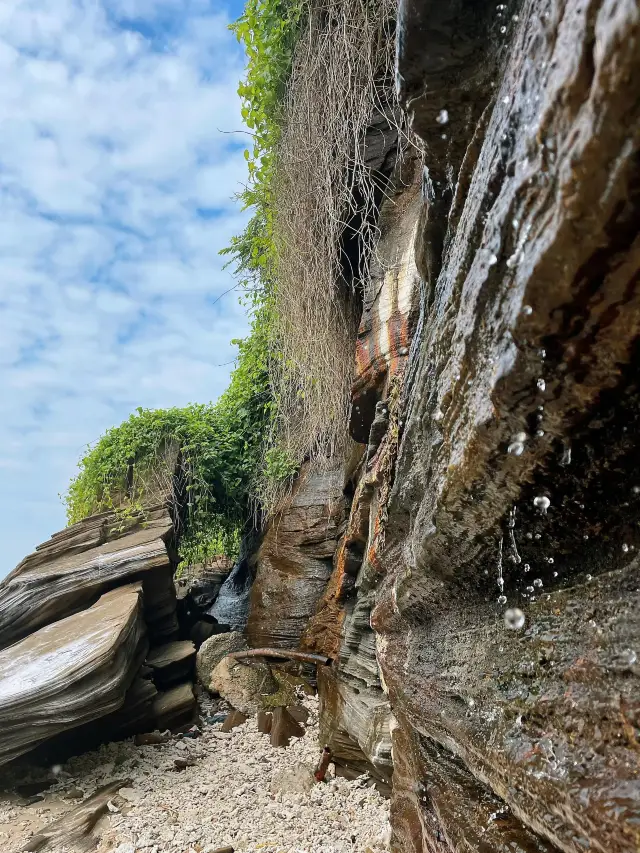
[0,0,251,575]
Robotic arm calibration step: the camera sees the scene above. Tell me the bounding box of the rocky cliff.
[243,0,640,849]
[1,0,638,850]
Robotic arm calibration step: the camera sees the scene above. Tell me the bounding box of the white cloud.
[0,0,252,575]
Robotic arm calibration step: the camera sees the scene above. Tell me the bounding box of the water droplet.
[622,543,629,553]
[633,486,640,494]
[500,25,507,33]
[533,578,543,588]
[51,764,63,777]
[536,378,546,392]
[619,649,637,667]
[539,348,546,358]
[533,495,550,514]
[535,533,542,539]
[522,305,533,316]
[436,109,449,124]
[536,429,545,437]
[498,594,507,604]
[523,563,530,572]
[583,534,589,540]
[526,532,532,540]
[586,574,592,581]
[553,571,558,577]
[504,608,525,630]
[508,441,525,456]
[526,585,535,593]
[547,557,554,564]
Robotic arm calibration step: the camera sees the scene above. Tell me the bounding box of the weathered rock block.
[247,463,347,648]
[210,657,278,715]
[196,631,247,689]
[0,584,146,766]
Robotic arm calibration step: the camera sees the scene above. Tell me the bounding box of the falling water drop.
[436,109,449,124]
[533,495,550,514]
[498,594,507,605]
[508,441,525,456]
[536,378,546,392]
[622,543,630,553]
[523,563,530,572]
[504,608,525,630]
[522,304,533,316]
[533,578,543,588]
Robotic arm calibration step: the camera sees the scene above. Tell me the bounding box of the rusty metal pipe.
[226,648,333,667]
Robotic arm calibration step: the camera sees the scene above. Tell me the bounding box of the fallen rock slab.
[0,585,146,767]
[145,640,196,688]
[23,779,130,852]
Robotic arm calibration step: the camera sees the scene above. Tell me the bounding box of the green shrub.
[65,307,271,566]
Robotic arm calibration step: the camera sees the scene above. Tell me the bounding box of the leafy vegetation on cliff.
[66,0,398,562]
[65,317,270,565]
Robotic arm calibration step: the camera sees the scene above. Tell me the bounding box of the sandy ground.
[0,696,390,853]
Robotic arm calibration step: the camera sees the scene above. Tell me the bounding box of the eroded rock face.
[371,0,640,849]
[0,502,196,765]
[249,0,640,848]
[247,463,348,648]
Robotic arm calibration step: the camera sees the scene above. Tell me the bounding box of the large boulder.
[209,657,278,715]
[195,631,247,689]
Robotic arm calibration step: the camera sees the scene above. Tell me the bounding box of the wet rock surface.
[372,0,640,849]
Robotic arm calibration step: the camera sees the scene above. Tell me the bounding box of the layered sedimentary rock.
[247,463,348,648]
[0,585,146,765]
[0,507,175,649]
[0,505,196,766]
[375,0,640,849]
[248,0,640,848]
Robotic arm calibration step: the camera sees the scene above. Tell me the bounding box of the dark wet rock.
[145,640,196,688]
[370,0,640,848]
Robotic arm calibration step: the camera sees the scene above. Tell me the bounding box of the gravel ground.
[0,695,390,853]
